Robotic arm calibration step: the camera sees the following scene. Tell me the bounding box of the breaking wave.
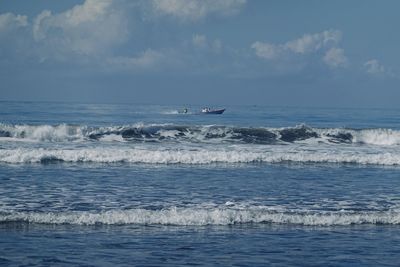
[0,147,399,165]
[1,123,400,146]
[2,123,399,166]
[1,207,400,226]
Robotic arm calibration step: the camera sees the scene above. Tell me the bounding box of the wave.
[1,207,399,226]
[160,110,180,115]
[1,123,400,146]
[0,147,399,165]
[0,123,85,142]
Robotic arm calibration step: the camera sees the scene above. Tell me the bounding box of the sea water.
[1,101,400,266]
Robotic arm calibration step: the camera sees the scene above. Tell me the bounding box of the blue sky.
[0,0,399,107]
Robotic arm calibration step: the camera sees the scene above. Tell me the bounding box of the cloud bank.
[251,30,348,69]
[0,12,28,33]
[33,0,129,59]
[0,0,394,79]
[150,0,246,21]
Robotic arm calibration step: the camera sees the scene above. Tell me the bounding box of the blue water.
[1,101,400,266]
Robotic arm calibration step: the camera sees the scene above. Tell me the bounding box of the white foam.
[1,207,400,226]
[0,137,36,143]
[0,123,85,142]
[161,110,179,115]
[2,123,400,146]
[98,134,125,142]
[0,147,399,165]
[353,129,400,146]
[157,129,182,139]
[316,128,400,146]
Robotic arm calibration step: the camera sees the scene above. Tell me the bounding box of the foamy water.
[2,102,400,267]
[2,208,400,226]
[0,146,399,165]
[2,123,400,145]
[1,123,400,166]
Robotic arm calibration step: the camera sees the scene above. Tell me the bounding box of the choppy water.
[1,101,400,266]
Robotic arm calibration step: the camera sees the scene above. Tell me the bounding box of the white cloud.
[323,48,347,68]
[32,0,129,57]
[251,41,280,59]
[62,0,112,26]
[151,0,246,21]
[364,59,385,75]
[1,1,234,72]
[32,10,51,41]
[0,4,357,77]
[251,30,347,68]
[0,12,28,33]
[284,30,341,54]
[0,12,30,61]
[0,1,239,69]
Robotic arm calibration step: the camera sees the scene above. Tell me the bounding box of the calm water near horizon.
[1,101,400,266]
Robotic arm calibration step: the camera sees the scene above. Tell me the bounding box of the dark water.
[1,101,400,266]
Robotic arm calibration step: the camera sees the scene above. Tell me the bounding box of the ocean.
[1,101,400,266]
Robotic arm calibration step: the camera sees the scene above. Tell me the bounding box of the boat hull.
[201,109,225,114]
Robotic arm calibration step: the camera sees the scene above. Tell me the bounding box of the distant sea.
[1,101,400,266]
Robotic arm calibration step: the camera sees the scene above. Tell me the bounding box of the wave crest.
[2,208,400,226]
[2,123,400,146]
[0,147,399,165]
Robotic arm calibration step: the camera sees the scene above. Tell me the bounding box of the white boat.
[201,108,225,114]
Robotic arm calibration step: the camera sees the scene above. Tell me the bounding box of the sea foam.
[1,207,400,226]
[2,123,400,146]
[0,147,399,165]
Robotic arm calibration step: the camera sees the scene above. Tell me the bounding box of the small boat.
[201,108,225,114]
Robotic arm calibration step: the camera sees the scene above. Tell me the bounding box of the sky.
[0,0,399,107]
